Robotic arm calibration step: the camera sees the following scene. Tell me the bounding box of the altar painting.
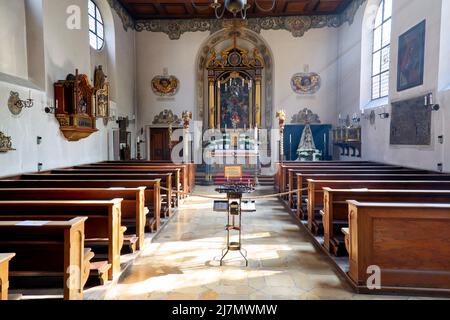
[219,75,251,129]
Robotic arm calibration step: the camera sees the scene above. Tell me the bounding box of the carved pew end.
[146,216,157,233]
[341,228,350,255]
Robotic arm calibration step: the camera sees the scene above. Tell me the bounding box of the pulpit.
[54,70,98,142]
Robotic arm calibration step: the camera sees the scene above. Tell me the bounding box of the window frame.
[371,0,391,101]
[89,0,105,51]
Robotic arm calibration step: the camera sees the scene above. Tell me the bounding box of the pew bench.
[94,161,192,196]
[70,166,181,207]
[345,201,450,295]
[0,187,147,251]
[0,218,92,300]
[0,179,161,232]
[20,173,171,219]
[297,173,450,230]
[287,167,427,208]
[0,253,15,300]
[0,199,124,280]
[276,161,389,194]
[322,189,450,256]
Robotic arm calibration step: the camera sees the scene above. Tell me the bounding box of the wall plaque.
[390,95,431,146]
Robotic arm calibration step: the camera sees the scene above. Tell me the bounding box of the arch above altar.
[196,27,274,131]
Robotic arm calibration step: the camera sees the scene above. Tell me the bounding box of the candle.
[429,94,433,106]
[137,136,140,144]
[29,90,31,100]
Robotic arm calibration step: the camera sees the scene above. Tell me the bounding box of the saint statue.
[297,124,322,161]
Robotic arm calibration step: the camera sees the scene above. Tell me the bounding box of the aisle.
[99,186,407,300]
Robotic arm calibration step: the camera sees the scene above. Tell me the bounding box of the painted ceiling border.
[108,0,366,40]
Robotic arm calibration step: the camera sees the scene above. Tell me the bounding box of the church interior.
[0,0,450,302]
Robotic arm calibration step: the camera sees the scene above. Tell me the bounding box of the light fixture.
[424,92,440,111]
[8,91,34,115]
[208,0,276,20]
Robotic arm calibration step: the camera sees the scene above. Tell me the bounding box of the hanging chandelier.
[209,0,276,20]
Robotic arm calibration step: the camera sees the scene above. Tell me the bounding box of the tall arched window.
[89,0,104,51]
[372,0,392,100]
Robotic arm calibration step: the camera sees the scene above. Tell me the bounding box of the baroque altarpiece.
[206,41,264,130]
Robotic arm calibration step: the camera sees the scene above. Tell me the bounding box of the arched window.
[89,0,104,50]
[371,0,392,100]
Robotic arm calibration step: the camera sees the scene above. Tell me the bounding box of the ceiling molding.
[108,0,366,39]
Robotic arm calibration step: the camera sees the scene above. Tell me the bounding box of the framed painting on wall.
[397,20,426,92]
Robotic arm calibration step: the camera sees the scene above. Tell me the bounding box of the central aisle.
[99,186,404,300]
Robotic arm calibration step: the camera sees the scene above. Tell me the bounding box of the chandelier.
[209,0,276,19]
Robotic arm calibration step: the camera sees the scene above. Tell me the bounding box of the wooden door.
[150,128,170,160]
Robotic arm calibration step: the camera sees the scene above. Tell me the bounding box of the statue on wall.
[94,65,107,90]
[297,124,322,161]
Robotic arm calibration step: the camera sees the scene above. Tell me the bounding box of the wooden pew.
[0,218,92,300]
[0,199,123,280]
[19,173,171,218]
[94,161,193,195]
[278,163,399,195]
[62,166,181,207]
[296,173,450,230]
[322,189,450,255]
[276,161,385,193]
[303,179,450,224]
[0,188,146,251]
[287,166,426,208]
[0,253,15,300]
[345,201,450,295]
[0,179,161,231]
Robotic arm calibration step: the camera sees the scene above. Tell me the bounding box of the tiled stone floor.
[94,186,440,300]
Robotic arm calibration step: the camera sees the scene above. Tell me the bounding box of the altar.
[204,130,260,185]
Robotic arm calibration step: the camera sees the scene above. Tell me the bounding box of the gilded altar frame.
[206,45,264,129]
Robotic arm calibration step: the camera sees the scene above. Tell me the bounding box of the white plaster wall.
[135,30,209,131]
[336,0,447,171]
[261,28,339,126]
[0,0,28,79]
[135,28,340,130]
[0,0,136,177]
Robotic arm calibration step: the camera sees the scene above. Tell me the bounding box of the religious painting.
[397,20,426,92]
[219,75,251,129]
[291,72,321,94]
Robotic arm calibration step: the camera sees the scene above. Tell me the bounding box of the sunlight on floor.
[86,186,421,301]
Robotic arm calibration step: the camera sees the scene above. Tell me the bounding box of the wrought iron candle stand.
[215,183,255,267]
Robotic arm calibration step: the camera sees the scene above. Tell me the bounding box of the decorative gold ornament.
[152,109,181,125]
[151,75,180,96]
[0,131,15,153]
[276,110,286,129]
[182,111,192,129]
